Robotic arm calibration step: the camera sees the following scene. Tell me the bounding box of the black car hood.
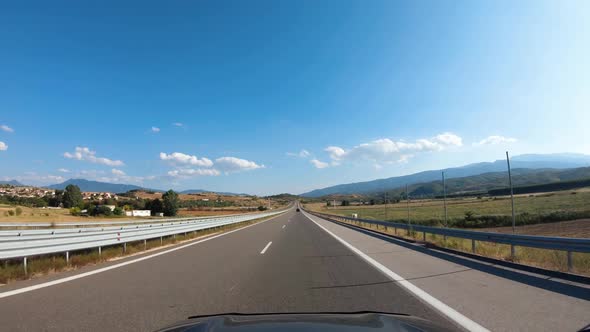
[155,312,454,332]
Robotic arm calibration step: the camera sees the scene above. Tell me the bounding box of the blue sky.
[1,1,589,195]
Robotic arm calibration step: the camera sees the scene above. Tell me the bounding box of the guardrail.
[0,209,287,273]
[305,209,590,272]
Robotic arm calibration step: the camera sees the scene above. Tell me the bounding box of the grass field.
[306,188,590,229]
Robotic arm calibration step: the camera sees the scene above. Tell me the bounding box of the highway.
[0,206,588,331]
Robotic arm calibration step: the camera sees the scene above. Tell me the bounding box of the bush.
[113,207,124,216]
[7,210,15,216]
[257,206,267,211]
[70,207,82,216]
[15,207,22,216]
[88,205,113,217]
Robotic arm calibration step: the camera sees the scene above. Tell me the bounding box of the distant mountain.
[46,179,247,196]
[301,153,590,197]
[180,189,248,196]
[382,167,590,199]
[47,179,150,193]
[0,180,25,186]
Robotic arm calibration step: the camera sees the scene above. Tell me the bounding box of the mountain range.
[301,153,590,197]
[45,179,246,196]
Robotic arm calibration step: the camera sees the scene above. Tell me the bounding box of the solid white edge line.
[260,241,272,254]
[0,211,288,299]
[302,211,489,332]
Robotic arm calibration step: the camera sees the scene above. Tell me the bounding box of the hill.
[362,167,590,200]
[46,179,247,196]
[0,180,25,186]
[47,179,150,193]
[301,153,590,197]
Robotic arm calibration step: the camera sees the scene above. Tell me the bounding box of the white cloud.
[215,157,264,173]
[151,127,160,133]
[286,149,310,158]
[167,168,221,177]
[324,133,462,165]
[474,135,517,146]
[111,168,126,176]
[398,154,413,164]
[57,168,70,173]
[325,146,346,160]
[310,159,329,169]
[63,147,125,166]
[0,125,14,133]
[173,122,183,127]
[159,152,213,167]
[0,141,7,151]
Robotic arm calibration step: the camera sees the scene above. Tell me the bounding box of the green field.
[306,188,590,229]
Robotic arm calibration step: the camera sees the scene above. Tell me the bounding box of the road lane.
[0,208,458,331]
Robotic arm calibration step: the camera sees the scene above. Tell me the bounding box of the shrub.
[7,210,15,216]
[70,207,82,216]
[15,207,22,216]
[113,207,124,216]
[257,206,267,211]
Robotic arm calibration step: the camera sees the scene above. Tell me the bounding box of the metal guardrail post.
[511,245,515,260]
[144,239,147,250]
[23,257,27,275]
[423,232,426,241]
[98,246,102,257]
[123,243,127,253]
[471,239,476,253]
[567,251,573,272]
[66,251,70,264]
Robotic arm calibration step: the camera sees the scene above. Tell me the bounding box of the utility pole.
[506,151,516,233]
[406,184,411,228]
[442,171,448,228]
[384,192,388,221]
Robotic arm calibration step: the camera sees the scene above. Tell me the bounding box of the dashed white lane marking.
[0,213,286,299]
[282,225,286,229]
[260,241,272,254]
[303,211,489,332]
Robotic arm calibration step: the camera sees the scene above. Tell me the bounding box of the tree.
[149,198,164,215]
[113,207,124,216]
[89,205,113,216]
[341,200,350,206]
[369,199,376,205]
[162,190,179,216]
[48,190,64,207]
[62,185,83,208]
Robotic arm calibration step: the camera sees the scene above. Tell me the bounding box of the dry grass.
[306,188,590,230]
[334,217,590,276]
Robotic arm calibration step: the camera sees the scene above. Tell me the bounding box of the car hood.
[155,312,454,332]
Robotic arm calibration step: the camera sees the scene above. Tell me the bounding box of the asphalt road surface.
[0,208,461,331]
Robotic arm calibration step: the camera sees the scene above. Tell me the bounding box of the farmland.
[305,187,590,233]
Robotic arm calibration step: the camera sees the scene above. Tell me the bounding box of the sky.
[1,1,589,195]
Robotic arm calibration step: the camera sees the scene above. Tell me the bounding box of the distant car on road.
[296,208,300,212]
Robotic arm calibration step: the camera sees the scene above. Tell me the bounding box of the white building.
[125,210,151,217]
